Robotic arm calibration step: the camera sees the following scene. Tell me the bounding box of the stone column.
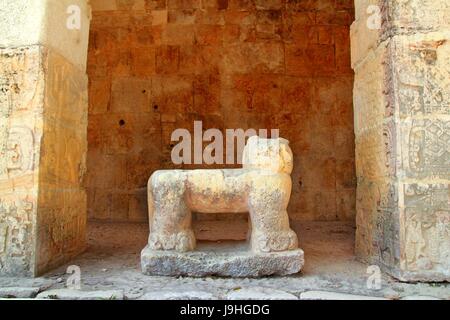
[0,0,91,276]
[352,0,449,281]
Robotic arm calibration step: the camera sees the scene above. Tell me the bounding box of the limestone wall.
[0,0,90,276]
[86,0,357,223]
[0,46,44,276]
[36,48,89,274]
[352,0,450,281]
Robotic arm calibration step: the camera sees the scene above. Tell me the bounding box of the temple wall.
[0,0,90,276]
[1,0,447,281]
[86,0,357,225]
[0,46,43,276]
[352,0,450,281]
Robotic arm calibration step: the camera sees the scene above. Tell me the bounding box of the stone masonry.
[85,0,357,226]
[0,0,91,276]
[352,0,450,281]
[0,0,448,283]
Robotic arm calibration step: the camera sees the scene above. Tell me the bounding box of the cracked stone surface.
[400,295,442,300]
[144,136,301,277]
[142,243,304,277]
[300,291,388,300]
[140,290,219,300]
[0,287,40,298]
[36,289,124,300]
[0,221,449,300]
[227,287,298,300]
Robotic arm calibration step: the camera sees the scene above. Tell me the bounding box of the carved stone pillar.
[0,0,91,276]
[351,0,449,281]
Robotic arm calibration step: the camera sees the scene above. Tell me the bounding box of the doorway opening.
[83,1,356,277]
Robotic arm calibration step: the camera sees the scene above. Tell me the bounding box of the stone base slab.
[141,241,304,277]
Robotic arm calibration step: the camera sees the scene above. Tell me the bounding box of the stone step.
[36,289,124,300]
[141,242,304,277]
[400,295,441,300]
[226,287,298,300]
[140,290,218,300]
[300,291,389,300]
[0,287,40,299]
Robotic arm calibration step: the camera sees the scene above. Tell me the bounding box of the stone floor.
[0,221,449,300]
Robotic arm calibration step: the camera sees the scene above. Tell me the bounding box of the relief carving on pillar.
[406,119,450,179]
[356,179,400,269]
[375,182,400,268]
[0,47,42,276]
[0,224,8,254]
[355,121,396,181]
[46,50,88,126]
[0,195,36,275]
[404,184,450,272]
[382,121,397,177]
[0,47,43,114]
[6,126,35,176]
[396,38,449,117]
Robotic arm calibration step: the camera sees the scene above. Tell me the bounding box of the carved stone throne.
[141,136,304,277]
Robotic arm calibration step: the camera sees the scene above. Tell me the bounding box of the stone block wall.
[86,0,356,223]
[352,0,450,281]
[0,0,90,276]
[0,46,44,276]
[36,48,89,274]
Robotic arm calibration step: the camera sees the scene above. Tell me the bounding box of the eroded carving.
[147,136,298,254]
[404,184,450,272]
[406,119,450,179]
[375,182,400,268]
[0,47,43,277]
[142,136,302,277]
[6,126,35,175]
[0,195,35,276]
[396,38,450,117]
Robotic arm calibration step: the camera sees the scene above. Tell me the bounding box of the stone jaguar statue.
[146,136,299,254]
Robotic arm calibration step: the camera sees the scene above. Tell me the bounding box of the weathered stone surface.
[226,287,298,300]
[36,48,89,275]
[146,137,298,255]
[0,46,44,276]
[142,138,303,277]
[141,242,304,277]
[401,184,450,280]
[351,0,450,68]
[0,287,40,298]
[36,289,124,300]
[142,136,298,274]
[140,290,218,300]
[352,0,450,282]
[0,1,90,277]
[300,291,388,300]
[3,0,450,287]
[401,119,450,180]
[194,218,248,241]
[350,37,400,272]
[4,222,450,299]
[385,0,450,35]
[400,295,441,300]
[0,0,91,70]
[86,0,356,225]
